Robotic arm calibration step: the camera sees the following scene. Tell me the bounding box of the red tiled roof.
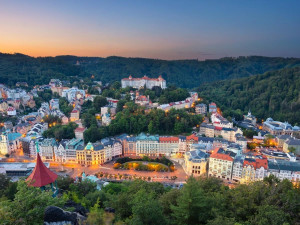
[186,134,198,142]
[214,126,222,131]
[256,158,268,170]
[26,153,57,187]
[159,136,179,142]
[210,152,234,162]
[243,159,256,169]
[75,127,86,132]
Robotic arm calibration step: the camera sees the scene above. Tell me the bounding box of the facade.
[62,87,85,102]
[185,149,209,176]
[158,92,198,112]
[135,133,160,156]
[7,107,17,116]
[268,159,300,182]
[122,136,137,156]
[211,113,233,128]
[0,132,22,155]
[209,102,217,113]
[75,127,86,140]
[263,118,300,136]
[195,103,207,115]
[38,138,56,162]
[208,148,234,180]
[159,136,179,156]
[121,75,166,89]
[283,138,300,155]
[76,142,106,166]
[135,95,151,106]
[243,111,257,126]
[232,156,244,182]
[70,110,80,122]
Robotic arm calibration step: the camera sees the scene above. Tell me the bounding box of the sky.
[0,0,300,60]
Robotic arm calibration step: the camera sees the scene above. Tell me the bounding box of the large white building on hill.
[121,75,167,89]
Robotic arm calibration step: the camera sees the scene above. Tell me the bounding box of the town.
[0,75,299,187]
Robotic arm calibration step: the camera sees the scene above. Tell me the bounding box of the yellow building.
[184,150,209,177]
[76,142,106,166]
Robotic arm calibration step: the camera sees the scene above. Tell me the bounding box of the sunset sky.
[1,0,300,60]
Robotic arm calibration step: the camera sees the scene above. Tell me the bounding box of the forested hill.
[1,53,300,88]
[197,67,300,124]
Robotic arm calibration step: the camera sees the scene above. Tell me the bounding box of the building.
[0,132,22,155]
[211,113,233,128]
[209,102,217,113]
[62,87,85,102]
[208,148,234,180]
[101,138,122,161]
[195,103,207,115]
[283,138,300,155]
[7,106,16,116]
[235,136,247,152]
[76,142,106,166]
[199,123,215,138]
[121,75,166,89]
[232,156,244,182]
[158,92,198,112]
[135,133,160,156]
[121,136,137,156]
[135,95,151,106]
[184,149,209,176]
[268,159,300,182]
[243,111,257,126]
[49,99,60,110]
[263,118,300,136]
[75,127,86,140]
[38,138,57,162]
[159,136,179,156]
[102,113,111,126]
[70,110,80,122]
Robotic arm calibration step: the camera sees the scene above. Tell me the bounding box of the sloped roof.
[26,153,57,187]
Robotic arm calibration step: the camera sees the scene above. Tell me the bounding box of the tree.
[93,96,108,111]
[86,199,105,225]
[171,177,210,225]
[288,146,296,153]
[1,181,65,225]
[130,189,166,225]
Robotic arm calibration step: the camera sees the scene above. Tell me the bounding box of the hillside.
[1,53,300,88]
[197,67,300,124]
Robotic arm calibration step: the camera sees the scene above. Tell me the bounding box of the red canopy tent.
[26,153,58,187]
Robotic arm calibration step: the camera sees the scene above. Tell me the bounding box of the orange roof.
[256,158,268,170]
[210,152,234,162]
[26,153,57,187]
[186,134,198,142]
[159,136,179,142]
[75,127,86,132]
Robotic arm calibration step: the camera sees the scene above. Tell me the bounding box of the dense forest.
[0,174,299,225]
[1,53,300,88]
[197,67,300,124]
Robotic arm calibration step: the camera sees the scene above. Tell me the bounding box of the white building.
[208,148,234,180]
[7,107,16,116]
[62,87,85,102]
[121,75,166,89]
